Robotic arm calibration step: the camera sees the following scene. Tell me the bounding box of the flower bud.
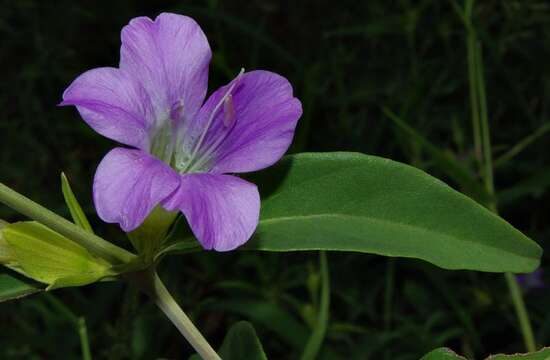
[1,221,114,290]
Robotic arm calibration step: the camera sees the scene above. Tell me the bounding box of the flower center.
[150,69,244,174]
[150,118,175,165]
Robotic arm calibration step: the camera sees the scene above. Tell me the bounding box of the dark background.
[1,1,549,359]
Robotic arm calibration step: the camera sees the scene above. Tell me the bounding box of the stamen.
[181,68,245,173]
[184,97,239,173]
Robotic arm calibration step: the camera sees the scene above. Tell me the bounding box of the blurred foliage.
[0,0,549,359]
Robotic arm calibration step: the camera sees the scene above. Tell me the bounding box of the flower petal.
[120,13,211,124]
[93,148,180,232]
[191,70,302,173]
[61,67,153,150]
[162,174,260,251]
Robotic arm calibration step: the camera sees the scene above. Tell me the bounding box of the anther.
[223,94,236,127]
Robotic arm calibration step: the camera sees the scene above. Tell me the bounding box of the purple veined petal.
[120,13,211,125]
[93,147,180,232]
[60,67,154,150]
[162,173,260,251]
[190,70,302,174]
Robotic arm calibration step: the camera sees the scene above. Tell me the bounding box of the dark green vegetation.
[1,1,549,359]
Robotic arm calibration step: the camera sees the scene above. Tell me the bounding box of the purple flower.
[516,269,545,292]
[60,13,302,251]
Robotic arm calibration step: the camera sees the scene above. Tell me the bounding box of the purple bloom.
[60,13,302,251]
[516,269,545,292]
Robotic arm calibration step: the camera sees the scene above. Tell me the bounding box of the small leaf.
[0,269,43,302]
[486,347,550,359]
[421,347,550,360]
[3,221,114,288]
[61,172,93,233]
[208,300,309,350]
[420,348,467,359]
[218,321,268,360]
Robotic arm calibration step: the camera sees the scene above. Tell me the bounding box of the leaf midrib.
[258,213,534,260]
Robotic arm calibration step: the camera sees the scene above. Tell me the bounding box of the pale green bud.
[0,220,23,273]
[1,221,115,290]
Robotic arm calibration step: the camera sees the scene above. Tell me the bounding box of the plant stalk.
[132,270,221,360]
[465,0,482,163]
[78,317,93,360]
[505,272,537,351]
[463,4,537,350]
[0,182,135,264]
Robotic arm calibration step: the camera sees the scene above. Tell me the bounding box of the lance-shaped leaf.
[420,348,466,360]
[219,321,268,360]
[421,347,550,360]
[1,221,115,289]
[189,321,268,360]
[61,172,93,233]
[240,152,541,273]
[0,269,43,302]
[486,347,550,359]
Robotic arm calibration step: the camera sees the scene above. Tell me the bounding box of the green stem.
[465,0,482,164]
[78,317,93,360]
[494,122,550,168]
[0,182,135,265]
[132,270,221,360]
[300,252,330,360]
[505,272,537,352]
[475,43,494,197]
[43,294,93,360]
[465,10,537,351]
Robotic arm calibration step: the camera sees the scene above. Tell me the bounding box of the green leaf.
[420,348,467,359]
[218,321,268,360]
[207,300,309,349]
[421,347,550,360]
[61,172,93,233]
[243,152,541,273]
[3,221,115,288]
[0,269,43,302]
[486,347,550,360]
[0,220,15,266]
